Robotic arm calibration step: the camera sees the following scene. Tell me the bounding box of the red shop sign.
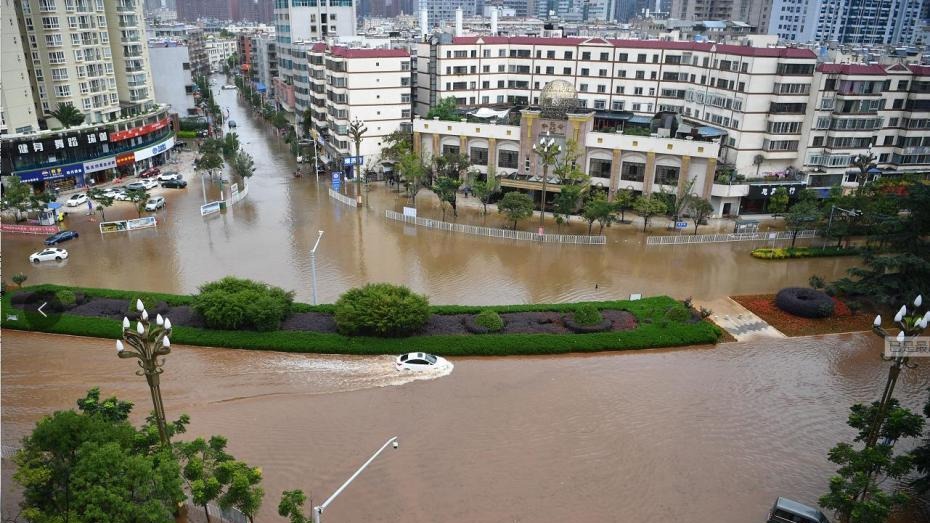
[109,118,169,142]
[116,152,136,166]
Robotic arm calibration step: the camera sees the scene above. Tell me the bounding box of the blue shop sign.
[18,164,85,183]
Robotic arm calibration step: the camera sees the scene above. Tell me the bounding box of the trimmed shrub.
[665,306,692,322]
[55,289,76,308]
[775,287,835,318]
[574,305,603,326]
[334,283,429,337]
[751,247,861,260]
[474,310,504,332]
[192,277,294,331]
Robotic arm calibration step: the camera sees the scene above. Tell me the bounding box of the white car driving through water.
[394,352,450,371]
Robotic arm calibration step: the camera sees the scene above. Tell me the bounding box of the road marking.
[38,302,47,317]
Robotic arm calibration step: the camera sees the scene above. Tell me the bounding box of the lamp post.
[867,295,929,448]
[116,300,173,446]
[825,204,861,244]
[532,135,560,234]
[312,436,399,523]
[310,230,324,305]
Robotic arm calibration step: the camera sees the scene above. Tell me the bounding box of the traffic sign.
[675,221,688,229]
[331,172,341,189]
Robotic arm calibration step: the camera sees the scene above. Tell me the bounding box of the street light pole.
[310,230,324,305]
[116,300,173,446]
[312,436,399,523]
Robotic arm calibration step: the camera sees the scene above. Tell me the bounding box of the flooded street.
[3,331,929,522]
[0,83,858,305]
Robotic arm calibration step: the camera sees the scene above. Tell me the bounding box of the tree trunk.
[642,217,648,232]
[599,222,605,234]
[588,221,593,234]
[203,504,211,523]
[693,222,699,235]
[791,229,799,248]
[512,220,517,231]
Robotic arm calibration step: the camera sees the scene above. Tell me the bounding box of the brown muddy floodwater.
[0,84,859,306]
[3,331,929,522]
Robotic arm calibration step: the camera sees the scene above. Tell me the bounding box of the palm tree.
[49,103,85,128]
[348,118,368,200]
[753,154,764,178]
[851,152,876,195]
[532,136,561,230]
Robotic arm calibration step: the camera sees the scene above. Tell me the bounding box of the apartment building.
[299,44,412,174]
[669,0,773,30]
[148,40,197,115]
[800,63,930,189]
[769,0,925,45]
[188,29,210,77]
[415,35,818,176]
[1,0,40,134]
[1,0,176,193]
[205,36,237,72]
[251,35,278,95]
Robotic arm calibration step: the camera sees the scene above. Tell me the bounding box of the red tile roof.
[908,64,930,76]
[329,46,409,58]
[448,37,816,59]
[816,63,888,75]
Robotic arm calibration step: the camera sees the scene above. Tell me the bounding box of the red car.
[139,167,160,179]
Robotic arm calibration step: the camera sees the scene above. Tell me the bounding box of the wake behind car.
[30,247,68,263]
[161,178,188,189]
[394,352,450,371]
[144,196,166,211]
[44,230,79,245]
[66,193,88,207]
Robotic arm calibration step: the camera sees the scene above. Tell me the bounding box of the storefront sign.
[14,130,108,157]
[109,118,170,142]
[747,183,806,199]
[0,223,60,235]
[126,216,157,230]
[16,164,85,183]
[116,152,136,167]
[343,156,364,167]
[84,156,117,173]
[134,136,175,161]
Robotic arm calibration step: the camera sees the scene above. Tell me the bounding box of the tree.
[177,436,234,523]
[553,184,583,232]
[767,187,789,214]
[12,389,186,522]
[533,137,561,228]
[472,174,499,215]
[348,118,367,177]
[271,111,289,129]
[910,390,930,495]
[195,150,225,178]
[49,102,85,128]
[126,188,150,217]
[497,191,534,231]
[300,107,313,137]
[398,151,428,206]
[753,154,764,177]
[217,460,264,523]
[233,151,255,183]
[433,152,470,184]
[88,188,115,220]
[613,188,634,223]
[633,194,668,232]
[581,191,615,234]
[433,176,460,220]
[784,199,822,248]
[12,273,28,288]
[381,129,413,161]
[426,96,460,121]
[278,490,312,523]
[553,139,589,186]
[222,132,240,160]
[1,175,35,221]
[819,399,924,523]
[666,179,695,221]
[686,197,714,235]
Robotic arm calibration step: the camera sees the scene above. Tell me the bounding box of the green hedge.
[751,246,861,260]
[2,286,721,356]
[177,130,199,139]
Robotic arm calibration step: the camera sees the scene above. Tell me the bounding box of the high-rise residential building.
[669,0,772,30]
[368,0,415,17]
[419,0,476,29]
[251,35,277,95]
[175,0,273,23]
[1,0,177,193]
[187,28,210,76]
[1,0,40,134]
[205,36,238,72]
[148,40,197,115]
[770,0,925,45]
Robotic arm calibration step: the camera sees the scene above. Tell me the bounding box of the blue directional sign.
[675,221,688,229]
[331,172,341,190]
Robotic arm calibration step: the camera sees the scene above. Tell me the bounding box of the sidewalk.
[698,297,786,341]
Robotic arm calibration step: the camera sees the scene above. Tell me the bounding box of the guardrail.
[646,229,819,245]
[385,210,606,245]
[226,182,249,205]
[329,188,359,208]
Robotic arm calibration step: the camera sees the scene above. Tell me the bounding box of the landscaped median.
[2,281,722,356]
[750,246,861,260]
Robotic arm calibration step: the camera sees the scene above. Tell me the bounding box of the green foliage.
[633,194,668,232]
[192,277,295,331]
[49,102,85,128]
[664,306,691,322]
[497,191,535,230]
[474,310,504,332]
[1,175,36,217]
[233,151,256,180]
[177,435,235,522]
[785,199,823,248]
[12,272,28,288]
[433,152,470,181]
[223,132,240,160]
[334,283,430,337]
[278,490,311,523]
[271,111,289,129]
[767,187,790,214]
[809,275,826,289]
[179,118,209,131]
[471,174,499,215]
[581,191,614,234]
[88,187,116,220]
[381,130,413,160]
[55,289,76,307]
[426,96,461,121]
[573,305,603,326]
[553,184,583,230]
[622,125,651,136]
[613,188,635,222]
[398,152,428,204]
[910,391,930,495]
[686,197,714,235]
[751,246,861,260]
[13,390,185,522]
[433,176,460,220]
[216,460,264,522]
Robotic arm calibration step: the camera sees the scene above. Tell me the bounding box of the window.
[612,101,624,111]
[582,52,590,60]
[655,166,679,186]
[600,52,609,61]
[54,85,71,97]
[594,100,605,109]
[564,51,572,59]
[621,162,645,182]
[42,16,60,29]
[597,85,606,93]
[636,54,646,63]
[563,67,571,75]
[547,50,555,58]
[498,149,518,169]
[635,71,645,80]
[579,83,588,92]
[581,68,589,76]
[469,147,488,165]
[401,93,410,103]
[442,145,459,156]
[45,34,63,47]
[618,53,627,61]
[589,158,611,178]
[634,87,643,95]
[401,109,411,118]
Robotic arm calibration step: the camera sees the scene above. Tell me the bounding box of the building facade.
[147,41,197,115]
[187,29,211,77]
[769,0,925,45]
[205,36,238,72]
[176,0,273,23]
[251,35,278,95]
[1,0,40,134]
[669,0,773,30]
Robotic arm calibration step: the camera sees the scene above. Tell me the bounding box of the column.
[460,135,468,157]
[608,148,621,201]
[432,134,440,158]
[413,131,421,155]
[643,151,656,194]
[677,155,691,198]
[702,158,717,199]
[487,137,497,176]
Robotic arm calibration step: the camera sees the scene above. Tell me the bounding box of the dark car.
[767,498,830,523]
[161,179,188,189]
[44,229,79,245]
[139,167,160,178]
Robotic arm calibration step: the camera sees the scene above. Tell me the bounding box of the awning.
[867,166,882,174]
[628,115,652,124]
[468,107,509,119]
[697,126,728,137]
[46,202,63,210]
[256,82,267,93]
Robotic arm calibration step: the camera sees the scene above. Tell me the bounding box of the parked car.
[767,498,830,523]
[144,196,166,211]
[157,171,182,182]
[113,189,131,201]
[394,352,450,371]
[125,181,146,191]
[228,119,237,128]
[222,84,236,90]
[44,230,79,245]
[161,179,188,189]
[66,193,88,207]
[101,188,121,198]
[30,247,68,263]
[140,179,158,190]
[139,167,160,178]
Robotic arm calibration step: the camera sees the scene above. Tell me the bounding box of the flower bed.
[731,294,871,337]
[751,246,861,260]
[3,284,721,356]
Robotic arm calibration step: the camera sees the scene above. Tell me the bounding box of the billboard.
[126,216,157,230]
[200,201,223,216]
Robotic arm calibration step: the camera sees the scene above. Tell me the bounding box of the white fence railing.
[646,229,820,245]
[385,210,606,245]
[225,182,249,206]
[328,188,359,208]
